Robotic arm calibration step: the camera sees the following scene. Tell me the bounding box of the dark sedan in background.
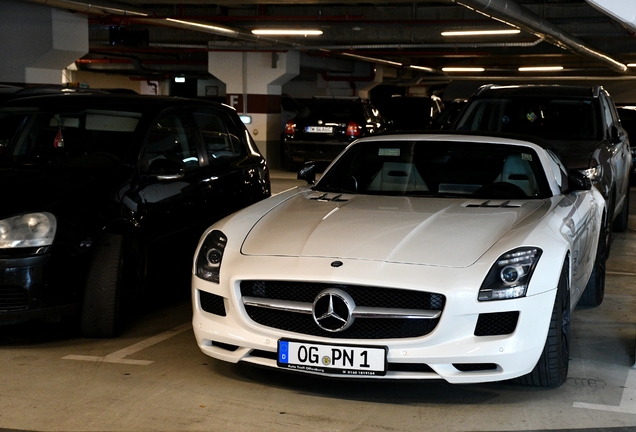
[0,93,270,337]
[283,97,389,169]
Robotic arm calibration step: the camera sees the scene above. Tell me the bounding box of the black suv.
[284,97,389,168]
[0,93,270,336]
[453,84,631,304]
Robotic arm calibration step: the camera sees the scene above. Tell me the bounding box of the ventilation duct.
[454,0,627,73]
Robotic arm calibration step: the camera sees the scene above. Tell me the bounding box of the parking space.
[0,176,635,432]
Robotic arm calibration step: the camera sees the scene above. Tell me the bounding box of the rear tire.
[516,260,570,387]
[80,234,124,338]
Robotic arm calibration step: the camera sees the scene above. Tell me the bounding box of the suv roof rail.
[475,84,496,95]
[592,86,604,98]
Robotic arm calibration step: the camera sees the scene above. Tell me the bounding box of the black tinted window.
[145,112,200,172]
[456,97,602,141]
[1,109,140,167]
[193,109,246,161]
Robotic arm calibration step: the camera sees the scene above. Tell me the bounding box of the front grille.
[199,290,227,316]
[0,285,29,311]
[474,311,519,336]
[240,281,445,339]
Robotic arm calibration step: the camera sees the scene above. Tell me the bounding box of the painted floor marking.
[573,365,636,413]
[63,322,192,365]
[607,271,636,277]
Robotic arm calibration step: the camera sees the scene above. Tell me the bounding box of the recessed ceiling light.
[251,29,323,36]
[441,29,521,36]
[442,67,485,72]
[518,66,564,72]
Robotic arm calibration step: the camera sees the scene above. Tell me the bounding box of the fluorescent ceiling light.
[165,18,237,35]
[518,66,564,72]
[340,52,402,68]
[441,29,521,36]
[628,63,636,67]
[409,65,435,72]
[442,67,485,72]
[252,29,323,36]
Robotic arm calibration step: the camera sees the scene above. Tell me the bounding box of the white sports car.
[192,133,606,387]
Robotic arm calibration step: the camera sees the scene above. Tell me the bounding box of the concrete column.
[209,50,300,168]
[0,0,88,85]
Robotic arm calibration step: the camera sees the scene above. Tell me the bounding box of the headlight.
[478,247,542,301]
[195,230,227,283]
[0,212,57,249]
[579,164,603,183]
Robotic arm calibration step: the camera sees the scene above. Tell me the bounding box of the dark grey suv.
[453,84,631,306]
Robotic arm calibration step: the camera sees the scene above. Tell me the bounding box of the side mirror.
[146,158,185,181]
[611,125,624,145]
[297,162,316,185]
[567,170,592,192]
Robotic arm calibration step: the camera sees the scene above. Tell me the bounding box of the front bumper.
[0,250,79,323]
[192,256,556,384]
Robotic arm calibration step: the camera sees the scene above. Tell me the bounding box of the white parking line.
[63,322,192,365]
[607,271,636,277]
[573,365,636,413]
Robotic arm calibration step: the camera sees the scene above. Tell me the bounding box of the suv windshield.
[0,108,141,168]
[455,96,602,141]
[316,139,551,199]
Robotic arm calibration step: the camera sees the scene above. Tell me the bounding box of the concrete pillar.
[209,50,300,168]
[0,0,88,85]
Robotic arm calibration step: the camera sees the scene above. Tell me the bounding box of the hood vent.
[309,193,349,202]
[464,200,522,208]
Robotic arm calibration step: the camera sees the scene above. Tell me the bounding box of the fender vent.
[464,200,522,208]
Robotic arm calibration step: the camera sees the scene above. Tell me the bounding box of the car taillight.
[285,120,296,137]
[346,121,361,138]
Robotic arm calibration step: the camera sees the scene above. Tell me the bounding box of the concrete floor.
[1,172,635,432]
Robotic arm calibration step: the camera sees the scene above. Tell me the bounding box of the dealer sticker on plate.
[277,339,387,376]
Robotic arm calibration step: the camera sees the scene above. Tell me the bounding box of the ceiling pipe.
[453,0,628,73]
[586,0,636,34]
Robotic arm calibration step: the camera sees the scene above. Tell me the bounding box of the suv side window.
[193,108,246,162]
[144,111,200,173]
[599,95,615,136]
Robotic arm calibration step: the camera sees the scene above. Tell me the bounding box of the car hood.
[241,191,547,267]
[545,140,599,169]
[0,166,109,217]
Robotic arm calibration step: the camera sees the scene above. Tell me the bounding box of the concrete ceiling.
[35,0,636,84]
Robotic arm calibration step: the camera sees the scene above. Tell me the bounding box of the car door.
[191,107,256,220]
[134,108,209,250]
[600,93,630,205]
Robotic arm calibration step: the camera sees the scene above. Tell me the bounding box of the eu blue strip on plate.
[278,340,289,364]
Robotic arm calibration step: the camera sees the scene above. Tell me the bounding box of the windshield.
[315,140,551,199]
[455,97,602,141]
[0,108,141,168]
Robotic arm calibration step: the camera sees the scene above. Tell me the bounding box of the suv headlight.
[195,230,227,283]
[0,212,57,249]
[579,164,603,183]
[478,247,542,301]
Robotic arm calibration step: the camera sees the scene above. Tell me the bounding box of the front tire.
[517,260,570,387]
[80,234,124,338]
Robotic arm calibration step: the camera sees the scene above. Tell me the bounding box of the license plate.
[277,339,387,376]
[305,126,333,133]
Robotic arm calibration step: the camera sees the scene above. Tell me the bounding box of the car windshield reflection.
[314,140,552,199]
[0,109,141,168]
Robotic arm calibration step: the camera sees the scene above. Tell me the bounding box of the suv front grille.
[240,281,445,339]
